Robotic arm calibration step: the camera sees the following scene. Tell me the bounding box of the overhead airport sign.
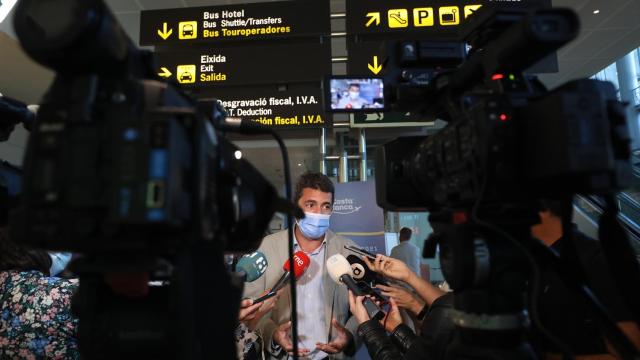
[347,0,482,37]
[346,0,550,38]
[347,41,387,76]
[140,0,330,46]
[154,42,331,86]
[200,85,329,129]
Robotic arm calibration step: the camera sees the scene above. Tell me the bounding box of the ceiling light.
[234,150,242,160]
[0,0,18,23]
[297,163,303,167]
[593,9,600,14]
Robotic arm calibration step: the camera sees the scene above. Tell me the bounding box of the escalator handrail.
[577,194,640,244]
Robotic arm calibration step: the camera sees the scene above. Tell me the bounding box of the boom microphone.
[236,251,268,282]
[327,254,384,321]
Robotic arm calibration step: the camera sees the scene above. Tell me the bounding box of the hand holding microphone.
[235,250,268,282]
[236,251,272,328]
[327,254,384,321]
[253,251,310,304]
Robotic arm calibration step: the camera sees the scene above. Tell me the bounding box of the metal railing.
[574,194,640,262]
[633,85,640,106]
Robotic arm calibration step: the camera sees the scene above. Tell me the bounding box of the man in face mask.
[336,84,368,110]
[244,172,362,359]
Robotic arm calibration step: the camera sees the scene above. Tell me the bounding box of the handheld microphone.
[327,254,384,321]
[253,251,310,304]
[271,251,310,292]
[346,254,389,286]
[236,251,268,282]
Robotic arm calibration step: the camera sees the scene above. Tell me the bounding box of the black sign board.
[347,41,388,76]
[197,84,329,129]
[140,0,330,46]
[154,42,331,87]
[346,0,550,39]
[347,0,556,77]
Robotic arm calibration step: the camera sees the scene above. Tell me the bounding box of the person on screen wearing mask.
[244,172,362,359]
[336,84,369,110]
[0,228,79,359]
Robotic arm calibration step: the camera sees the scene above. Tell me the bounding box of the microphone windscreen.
[236,250,268,282]
[326,254,352,284]
[282,251,310,279]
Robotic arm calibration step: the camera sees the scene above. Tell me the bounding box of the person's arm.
[616,321,640,351]
[241,242,282,357]
[357,320,404,360]
[375,284,425,316]
[364,255,446,306]
[579,239,640,356]
[405,271,446,307]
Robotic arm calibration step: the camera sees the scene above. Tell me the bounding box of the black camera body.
[11,76,213,254]
[10,0,278,255]
[373,6,637,359]
[375,7,631,212]
[8,0,280,358]
[377,78,631,211]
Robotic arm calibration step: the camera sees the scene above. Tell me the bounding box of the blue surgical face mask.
[49,252,72,277]
[297,212,331,240]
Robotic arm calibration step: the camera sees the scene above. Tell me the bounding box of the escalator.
[574,193,640,263]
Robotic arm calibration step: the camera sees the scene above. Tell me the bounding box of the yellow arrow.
[158,67,172,78]
[365,12,381,27]
[367,56,382,75]
[157,22,173,40]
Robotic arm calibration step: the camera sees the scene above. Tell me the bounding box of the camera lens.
[22,0,81,41]
[14,0,130,74]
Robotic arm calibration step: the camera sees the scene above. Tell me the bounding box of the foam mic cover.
[283,251,311,280]
[326,254,353,284]
[326,254,385,321]
[236,250,268,282]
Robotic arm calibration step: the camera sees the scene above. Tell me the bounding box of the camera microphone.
[327,254,385,321]
[235,251,269,282]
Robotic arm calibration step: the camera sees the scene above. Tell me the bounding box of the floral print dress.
[0,271,79,359]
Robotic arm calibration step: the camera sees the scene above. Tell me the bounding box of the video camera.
[374,8,631,211]
[328,4,640,359]
[8,0,283,358]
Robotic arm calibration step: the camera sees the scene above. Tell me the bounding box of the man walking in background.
[390,227,421,277]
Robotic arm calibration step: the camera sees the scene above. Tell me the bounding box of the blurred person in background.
[0,227,79,359]
[390,228,421,281]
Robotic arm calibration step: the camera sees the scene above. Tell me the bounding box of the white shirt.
[293,233,327,360]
